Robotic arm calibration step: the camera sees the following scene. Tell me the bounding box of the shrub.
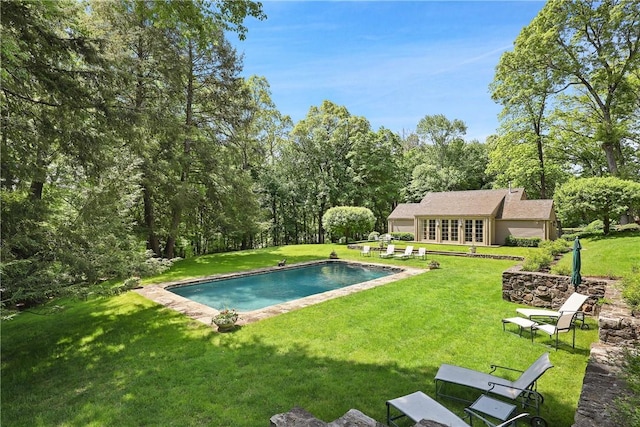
[622,266,640,312]
[390,232,414,241]
[368,231,380,241]
[539,239,570,256]
[583,219,604,233]
[551,264,571,276]
[561,230,604,241]
[618,223,640,233]
[505,235,542,247]
[612,346,640,427]
[521,249,553,272]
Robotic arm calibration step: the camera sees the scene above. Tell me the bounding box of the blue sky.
[230,1,546,142]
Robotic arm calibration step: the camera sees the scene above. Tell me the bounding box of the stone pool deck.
[134,259,427,328]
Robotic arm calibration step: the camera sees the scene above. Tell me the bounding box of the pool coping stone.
[133,259,427,328]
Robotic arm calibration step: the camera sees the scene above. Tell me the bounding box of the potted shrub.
[212,309,239,332]
[329,250,339,259]
[469,245,477,254]
[428,260,440,269]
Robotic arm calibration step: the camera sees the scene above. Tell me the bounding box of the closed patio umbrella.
[570,237,582,290]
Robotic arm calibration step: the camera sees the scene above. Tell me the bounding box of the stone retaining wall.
[498,266,638,427]
[501,265,608,314]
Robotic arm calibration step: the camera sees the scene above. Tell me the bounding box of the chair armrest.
[489,364,524,374]
[495,413,530,427]
[488,382,542,402]
[464,408,496,426]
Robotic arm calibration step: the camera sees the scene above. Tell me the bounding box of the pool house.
[387,187,558,247]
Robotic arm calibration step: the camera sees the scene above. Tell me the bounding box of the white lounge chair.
[386,391,530,427]
[516,292,588,328]
[416,247,426,260]
[532,311,578,350]
[434,352,553,418]
[379,244,395,258]
[360,245,371,257]
[394,245,413,259]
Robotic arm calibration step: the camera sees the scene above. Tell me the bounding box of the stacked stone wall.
[501,265,608,314]
[498,265,638,427]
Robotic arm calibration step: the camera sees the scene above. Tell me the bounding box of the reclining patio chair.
[435,353,553,418]
[416,247,426,260]
[516,292,588,329]
[532,311,578,350]
[379,244,395,258]
[386,391,530,427]
[394,245,413,260]
[360,245,371,257]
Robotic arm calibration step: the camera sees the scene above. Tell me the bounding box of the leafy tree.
[348,128,404,232]
[504,0,640,178]
[322,207,375,243]
[403,115,490,201]
[416,114,466,165]
[289,101,371,242]
[91,0,264,257]
[0,0,264,306]
[554,177,640,234]
[490,43,561,198]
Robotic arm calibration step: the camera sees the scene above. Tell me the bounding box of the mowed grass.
[551,231,640,278]
[7,237,634,427]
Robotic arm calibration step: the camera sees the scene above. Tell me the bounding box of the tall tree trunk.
[143,181,161,256]
[165,41,195,259]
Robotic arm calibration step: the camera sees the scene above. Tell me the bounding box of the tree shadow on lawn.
[1,294,578,427]
[154,247,323,282]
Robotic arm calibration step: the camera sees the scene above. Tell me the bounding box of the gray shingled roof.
[388,203,423,219]
[418,188,514,216]
[500,199,555,220]
[388,188,554,221]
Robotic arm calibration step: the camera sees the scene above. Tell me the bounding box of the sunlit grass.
[551,231,640,278]
[6,235,637,426]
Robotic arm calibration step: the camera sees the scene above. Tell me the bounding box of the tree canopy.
[3,0,640,308]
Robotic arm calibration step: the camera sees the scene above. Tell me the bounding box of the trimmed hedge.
[390,232,414,241]
[505,235,542,247]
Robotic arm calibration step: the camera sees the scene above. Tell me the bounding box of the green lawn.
[551,231,640,278]
[5,235,637,427]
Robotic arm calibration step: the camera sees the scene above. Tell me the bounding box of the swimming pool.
[168,261,397,312]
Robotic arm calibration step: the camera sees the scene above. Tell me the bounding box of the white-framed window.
[464,220,474,243]
[441,219,449,241]
[451,219,459,241]
[428,219,436,240]
[475,219,484,244]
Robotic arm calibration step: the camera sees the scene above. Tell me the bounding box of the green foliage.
[504,235,542,247]
[521,249,553,272]
[322,206,375,243]
[613,346,640,427]
[390,232,414,241]
[403,116,492,201]
[497,0,640,179]
[619,223,640,233]
[555,177,640,233]
[583,220,604,233]
[538,239,570,256]
[622,266,640,312]
[367,231,380,241]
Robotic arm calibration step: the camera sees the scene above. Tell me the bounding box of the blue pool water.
[169,262,394,311]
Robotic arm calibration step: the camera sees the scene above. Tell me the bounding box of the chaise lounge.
[434,352,553,419]
[386,391,530,427]
[379,244,395,258]
[516,292,588,329]
[394,245,414,260]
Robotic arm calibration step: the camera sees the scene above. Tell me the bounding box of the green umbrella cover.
[570,237,582,290]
